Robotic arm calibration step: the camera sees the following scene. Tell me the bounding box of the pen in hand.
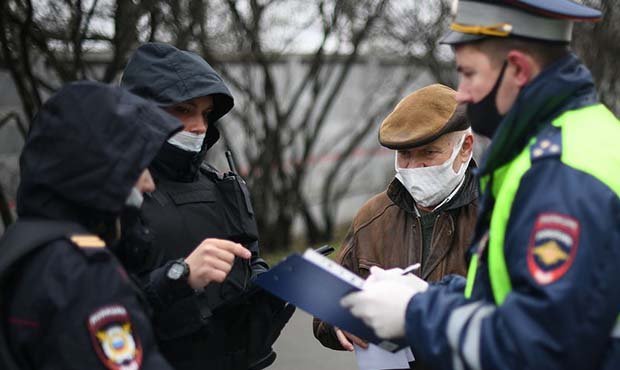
[401,263,421,275]
[365,263,422,287]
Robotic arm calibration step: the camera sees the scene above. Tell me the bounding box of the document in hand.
[255,249,408,352]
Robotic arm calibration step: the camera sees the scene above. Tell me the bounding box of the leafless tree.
[1,0,456,248]
[211,0,396,249]
[0,0,162,227]
[191,0,458,249]
[574,0,620,115]
[3,0,616,248]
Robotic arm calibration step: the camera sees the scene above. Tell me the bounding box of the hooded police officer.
[0,81,184,369]
[341,1,620,370]
[120,42,294,370]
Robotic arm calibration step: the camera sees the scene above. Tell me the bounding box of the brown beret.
[379,84,469,150]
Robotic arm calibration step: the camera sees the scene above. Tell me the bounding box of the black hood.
[17,81,182,227]
[120,42,234,151]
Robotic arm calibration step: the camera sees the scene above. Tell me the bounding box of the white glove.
[341,268,429,339]
[365,266,429,292]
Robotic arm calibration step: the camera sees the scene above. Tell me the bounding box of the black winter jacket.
[121,43,292,370]
[1,82,181,370]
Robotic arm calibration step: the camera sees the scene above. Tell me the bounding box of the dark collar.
[150,142,206,182]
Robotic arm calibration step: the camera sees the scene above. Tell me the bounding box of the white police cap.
[441,0,602,45]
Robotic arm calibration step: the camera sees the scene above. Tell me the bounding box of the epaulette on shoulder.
[530,126,563,163]
[68,234,106,248]
[199,162,223,180]
[200,162,220,175]
[67,234,110,260]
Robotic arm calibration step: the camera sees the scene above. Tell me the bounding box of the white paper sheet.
[354,343,414,370]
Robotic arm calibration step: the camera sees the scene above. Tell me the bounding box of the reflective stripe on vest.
[464,104,620,305]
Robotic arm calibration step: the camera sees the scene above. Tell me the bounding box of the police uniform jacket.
[403,54,620,370]
[0,82,181,370]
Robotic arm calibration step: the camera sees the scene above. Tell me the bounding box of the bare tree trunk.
[257,207,294,252]
[0,183,13,229]
[574,0,620,115]
[0,0,41,122]
[10,0,615,253]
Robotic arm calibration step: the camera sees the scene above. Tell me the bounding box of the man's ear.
[506,50,539,87]
[461,134,474,158]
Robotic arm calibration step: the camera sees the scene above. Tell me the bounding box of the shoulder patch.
[527,213,580,285]
[70,234,106,248]
[87,305,143,370]
[530,127,562,162]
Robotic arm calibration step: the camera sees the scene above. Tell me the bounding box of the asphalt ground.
[269,310,358,370]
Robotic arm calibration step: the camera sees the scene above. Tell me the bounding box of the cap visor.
[439,31,486,45]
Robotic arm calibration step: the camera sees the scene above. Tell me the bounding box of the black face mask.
[466,61,508,139]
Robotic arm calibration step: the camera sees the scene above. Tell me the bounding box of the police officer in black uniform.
[0,81,184,369]
[120,42,294,370]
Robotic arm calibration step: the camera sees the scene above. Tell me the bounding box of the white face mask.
[167,130,206,152]
[125,187,144,208]
[395,132,471,209]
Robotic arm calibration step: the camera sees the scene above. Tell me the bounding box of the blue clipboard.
[255,251,408,352]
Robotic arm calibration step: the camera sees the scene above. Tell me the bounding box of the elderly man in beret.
[313,84,477,367]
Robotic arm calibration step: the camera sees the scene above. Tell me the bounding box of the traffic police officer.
[0,82,183,369]
[341,1,620,369]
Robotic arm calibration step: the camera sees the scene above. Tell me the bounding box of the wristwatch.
[166,259,190,281]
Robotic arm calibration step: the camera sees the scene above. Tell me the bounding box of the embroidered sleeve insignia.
[527,213,580,285]
[87,305,143,370]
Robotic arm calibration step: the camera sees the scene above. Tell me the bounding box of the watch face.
[167,263,184,280]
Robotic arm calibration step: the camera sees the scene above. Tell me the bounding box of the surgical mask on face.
[167,130,206,152]
[395,132,471,208]
[125,186,144,208]
[466,61,508,139]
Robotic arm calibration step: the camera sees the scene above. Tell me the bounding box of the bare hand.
[335,327,368,351]
[185,238,251,290]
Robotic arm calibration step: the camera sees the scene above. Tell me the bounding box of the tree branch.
[0,112,27,138]
[302,0,389,166]
[19,0,43,112]
[0,182,13,229]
